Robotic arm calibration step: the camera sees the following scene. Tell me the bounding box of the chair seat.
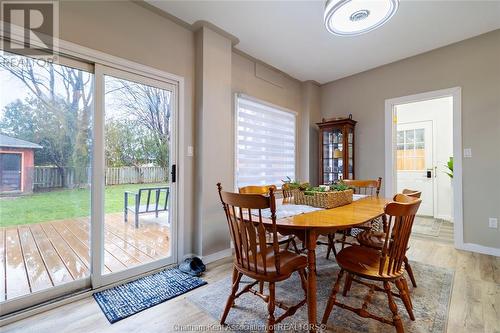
[357,230,385,249]
[242,249,307,281]
[336,245,405,280]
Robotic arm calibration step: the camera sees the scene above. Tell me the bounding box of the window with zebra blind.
[235,94,296,189]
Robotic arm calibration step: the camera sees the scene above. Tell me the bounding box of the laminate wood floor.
[1,238,498,333]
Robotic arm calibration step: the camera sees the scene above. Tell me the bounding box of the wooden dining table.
[262,196,391,331]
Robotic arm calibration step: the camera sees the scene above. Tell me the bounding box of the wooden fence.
[33,166,167,189]
[105,167,167,185]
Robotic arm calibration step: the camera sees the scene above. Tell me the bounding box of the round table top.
[266,196,390,229]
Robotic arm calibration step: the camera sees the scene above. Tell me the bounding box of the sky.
[0,67,31,113]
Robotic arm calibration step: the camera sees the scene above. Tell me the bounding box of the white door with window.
[396,121,434,216]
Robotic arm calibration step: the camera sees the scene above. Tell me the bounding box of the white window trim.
[233,93,297,191]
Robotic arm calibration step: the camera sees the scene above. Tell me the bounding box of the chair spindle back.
[343,177,382,196]
[379,194,421,276]
[218,183,281,276]
[282,183,294,204]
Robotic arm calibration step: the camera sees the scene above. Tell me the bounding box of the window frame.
[233,93,298,191]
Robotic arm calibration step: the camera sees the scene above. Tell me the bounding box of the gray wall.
[301,81,322,186]
[195,26,233,256]
[320,30,500,249]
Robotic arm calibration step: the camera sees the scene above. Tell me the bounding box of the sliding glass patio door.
[0,50,94,314]
[92,65,177,287]
[0,53,178,315]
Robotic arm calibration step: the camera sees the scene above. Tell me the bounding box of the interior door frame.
[384,87,463,250]
[92,64,179,288]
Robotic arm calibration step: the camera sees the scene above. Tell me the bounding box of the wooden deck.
[0,212,170,302]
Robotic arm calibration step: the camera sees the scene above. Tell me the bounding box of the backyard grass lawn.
[0,183,167,227]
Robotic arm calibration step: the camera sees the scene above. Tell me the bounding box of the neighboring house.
[0,134,42,194]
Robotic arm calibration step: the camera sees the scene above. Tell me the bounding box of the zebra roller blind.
[235,95,296,188]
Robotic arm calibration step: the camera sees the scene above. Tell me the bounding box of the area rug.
[187,255,453,332]
[94,268,207,323]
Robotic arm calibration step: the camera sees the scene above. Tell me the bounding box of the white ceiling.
[148,0,500,84]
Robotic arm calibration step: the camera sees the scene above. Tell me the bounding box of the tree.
[0,98,73,167]
[0,100,37,143]
[105,120,158,167]
[107,79,171,169]
[0,53,93,187]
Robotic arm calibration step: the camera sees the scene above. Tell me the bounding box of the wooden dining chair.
[321,194,422,333]
[323,177,383,259]
[239,185,300,254]
[344,178,383,196]
[217,183,308,332]
[356,189,421,287]
[281,183,294,204]
[239,185,278,195]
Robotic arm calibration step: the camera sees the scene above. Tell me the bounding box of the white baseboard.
[201,248,232,264]
[460,243,500,257]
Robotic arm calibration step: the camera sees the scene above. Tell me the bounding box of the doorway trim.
[384,87,463,250]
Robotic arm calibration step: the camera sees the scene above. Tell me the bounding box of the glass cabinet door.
[319,119,355,185]
[322,128,343,184]
[347,127,354,179]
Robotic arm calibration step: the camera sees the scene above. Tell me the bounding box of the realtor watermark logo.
[1,0,59,58]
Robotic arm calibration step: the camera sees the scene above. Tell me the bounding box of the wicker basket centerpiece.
[290,182,353,209]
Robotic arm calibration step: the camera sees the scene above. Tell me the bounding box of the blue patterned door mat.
[93,268,207,323]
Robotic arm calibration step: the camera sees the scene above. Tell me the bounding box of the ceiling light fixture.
[324,0,399,36]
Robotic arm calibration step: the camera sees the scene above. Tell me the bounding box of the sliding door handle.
[171,164,176,183]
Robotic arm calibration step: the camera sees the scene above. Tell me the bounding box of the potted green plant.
[444,157,453,179]
[281,176,309,190]
[296,181,353,209]
[444,157,454,223]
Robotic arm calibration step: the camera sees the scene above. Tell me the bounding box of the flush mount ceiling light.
[324,0,399,36]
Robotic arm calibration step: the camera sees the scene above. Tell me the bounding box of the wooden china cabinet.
[317,117,356,184]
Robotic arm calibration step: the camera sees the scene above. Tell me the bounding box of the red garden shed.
[0,134,42,194]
